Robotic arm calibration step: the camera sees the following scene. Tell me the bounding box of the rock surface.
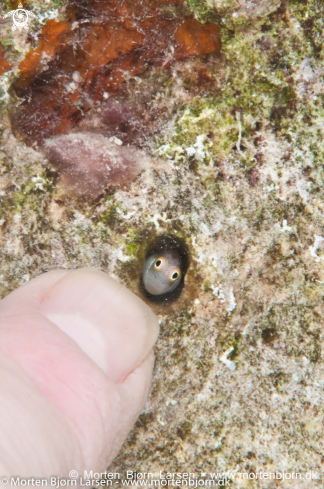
[0,0,324,486]
[10,0,220,145]
[210,0,281,24]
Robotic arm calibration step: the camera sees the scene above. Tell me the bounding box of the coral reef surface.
[0,0,324,487]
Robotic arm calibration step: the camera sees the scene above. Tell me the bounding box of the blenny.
[142,249,182,296]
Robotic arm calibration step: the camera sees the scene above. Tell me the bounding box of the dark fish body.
[142,249,182,296]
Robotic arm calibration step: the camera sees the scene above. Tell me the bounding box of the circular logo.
[13,8,28,30]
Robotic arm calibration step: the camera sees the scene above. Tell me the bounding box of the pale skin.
[0,269,159,478]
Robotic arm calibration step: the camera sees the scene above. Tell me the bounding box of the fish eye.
[170,269,181,282]
[154,257,164,270]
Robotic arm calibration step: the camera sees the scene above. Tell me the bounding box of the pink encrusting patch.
[44,132,145,198]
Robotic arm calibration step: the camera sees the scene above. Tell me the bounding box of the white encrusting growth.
[0,72,13,102]
[279,220,293,232]
[309,235,324,261]
[211,284,236,313]
[211,283,225,302]
[31,175,46,191]
[116,247,132,263]
[226,287,236,313]
[220,347,236,371]
[147,213,168,230]
[185,135,207,160]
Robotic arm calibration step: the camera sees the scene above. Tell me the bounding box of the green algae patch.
[185,0,218,23]
[155,0,324,183]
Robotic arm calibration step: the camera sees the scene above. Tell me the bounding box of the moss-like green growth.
[156,0,324,177]
[185,0,218,23]
[11,175,52,213]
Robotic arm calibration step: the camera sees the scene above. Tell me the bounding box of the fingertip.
[107,351,156,464]
[38,269,159,382]
[0,269,159,476]
[0,270,69,317]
